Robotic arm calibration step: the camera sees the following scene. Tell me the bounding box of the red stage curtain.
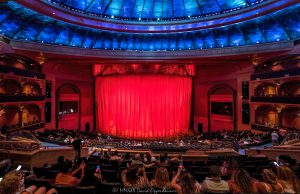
[95,74,192,139]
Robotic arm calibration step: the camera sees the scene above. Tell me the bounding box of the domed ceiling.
[0,1,299,54]
[47,0,264,21]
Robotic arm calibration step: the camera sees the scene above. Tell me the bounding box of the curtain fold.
[95,74,192,139]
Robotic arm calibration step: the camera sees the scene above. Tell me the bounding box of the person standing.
[278,127,287,143]
[271,131,279,146]
[72,137,82,160]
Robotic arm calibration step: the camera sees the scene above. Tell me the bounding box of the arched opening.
[21,104,41,126]
[22,82,42,96]
[0,79,22,95]
[255,106,278,126]
[208,85,236,132]
[0,105,21,130]
[279,81,300,97]
[281,107,300,130]
[56,84,80,130]
[255,83,277,97]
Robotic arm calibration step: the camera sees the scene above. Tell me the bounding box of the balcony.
[251,96,300,104]
[0,94,45,102]
[0,65,45,79]
[251,68,300,81]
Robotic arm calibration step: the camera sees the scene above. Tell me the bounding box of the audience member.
[279,127,287,143]
[79,163,101,186]
[50,156,66,172]
[255,169,284,194]
[109,151,122,166]
[201,165,229,193]
[228,168,258,194]
[157,154,169,167]
[55,162,86,186]
[171,167,201,194]
[144,152,156,164]
[0,171,57,194]
[121,164,149,188]
[276,166,300,193]
[72,137,82,160]
[150,167,172,189]
[271,131,279,146]
[131,154,144,166]
[170,154,183,163]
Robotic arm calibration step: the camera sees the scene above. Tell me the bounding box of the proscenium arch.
[56,83,81,129]
[208,84,236,132]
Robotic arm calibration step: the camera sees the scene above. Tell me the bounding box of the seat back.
[74,186,96,194]
[50,184,74,194]
[45,170,60,179]
[100,181,122,194]
[102,169,119,182]
[27,178,52,190]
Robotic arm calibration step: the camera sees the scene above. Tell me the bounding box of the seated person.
[51,156,66,172]
[228,168,258,194]
[171,167,201,194]
[255,169,284,194]
[150,167,172,189]
[277,166,300,193]
[131,154,143,166]
[156,154,169,167]
[144,152,156,164]
[121,164,149,188]
[201,165,229,193]
[110,151,122,161]
[0,171,57,194]
[170,154,183,164]
[79,163,102,186]
[55,162,86,186]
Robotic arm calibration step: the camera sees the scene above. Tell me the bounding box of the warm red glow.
[95,74,192,139]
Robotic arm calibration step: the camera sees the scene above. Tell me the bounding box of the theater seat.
[207,191,232,194]
[100,181,122,194]
[27,178,52,190]
[45,170,60,179]
[50,184,73,194]
[101,169,119,182]
[74,186,96,194]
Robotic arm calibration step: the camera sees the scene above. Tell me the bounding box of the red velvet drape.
[95,74,192,139]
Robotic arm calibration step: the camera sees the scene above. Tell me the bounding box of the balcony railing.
[251,96,300,104]
[251,68,300,80]
[251,123,278,132]
[7,122,45,133]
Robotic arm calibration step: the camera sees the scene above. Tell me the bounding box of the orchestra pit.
[0,0,300,193]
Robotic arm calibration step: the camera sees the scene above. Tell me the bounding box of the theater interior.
[0,0,300,193]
